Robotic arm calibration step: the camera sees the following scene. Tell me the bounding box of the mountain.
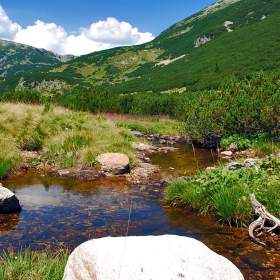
[1,0,280,94]
[0,39,76,78]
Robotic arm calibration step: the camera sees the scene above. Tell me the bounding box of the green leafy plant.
[165,156,280,226]
[220,134,251,151]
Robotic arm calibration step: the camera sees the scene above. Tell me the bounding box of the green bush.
[1,88,43,104]
[220,134,251,151]
[179,71,280,147]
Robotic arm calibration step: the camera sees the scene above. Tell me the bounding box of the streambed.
[0,144,280,279]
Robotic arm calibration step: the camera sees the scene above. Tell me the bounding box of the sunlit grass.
[104,113,181,135]
[0,102,181,176]
[0,102,144,174]
[0,247,69,280]
[165,156,280,226]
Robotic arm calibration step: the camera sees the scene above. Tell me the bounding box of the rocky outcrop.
[63,235,244,280]
[194,35,212,47]
[0,183,22,213]
[96,153,130,175]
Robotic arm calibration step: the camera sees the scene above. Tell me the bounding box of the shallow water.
[150,143,217,177]
[0,144,280,279]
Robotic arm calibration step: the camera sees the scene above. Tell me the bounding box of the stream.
[0,143,280,279]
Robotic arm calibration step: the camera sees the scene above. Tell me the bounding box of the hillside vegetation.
[0,40,75,80]
[0,0,280,93]
[1,70,279,148]
[0,0,279,148]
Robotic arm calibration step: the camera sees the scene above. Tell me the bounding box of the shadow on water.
[0,143,279,279]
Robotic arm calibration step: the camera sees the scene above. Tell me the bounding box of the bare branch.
[249,193,280,248]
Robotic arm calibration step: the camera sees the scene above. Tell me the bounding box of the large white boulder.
[63,235,244,280]
[0,183,21,213]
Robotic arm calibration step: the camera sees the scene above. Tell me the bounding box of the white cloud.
[64,34,112,56]
[0,5,154,56]
[14,20,67,55]
[81,17,152,45]
[0,6,21,40]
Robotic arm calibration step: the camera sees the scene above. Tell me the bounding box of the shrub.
[179,71,280,147]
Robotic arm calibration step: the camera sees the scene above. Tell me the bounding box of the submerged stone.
[240,250,270,271]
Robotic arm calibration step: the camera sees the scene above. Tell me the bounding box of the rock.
[131,142,157,151]
[63,235,244,280]
[148,145,158,151]
[243,158,258,167]
[139,172,148,178]
[205,166,216,173]
[96,153,130,175]
[57,169,70,175]
[220,151,233,156]
[0,184,22,213]
[175,176,191,182]
[158,147,178,152]
[161,178,172,186]
[194,35,212,47]
[129,131,144,137]
[240,250,270,271]
[59,170,106,181]
[229,143,238,151]
[225,161,244,170]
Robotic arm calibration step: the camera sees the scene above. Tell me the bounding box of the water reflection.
[150,143,217,177]
[1,171,218,251]
[0,145,280,279]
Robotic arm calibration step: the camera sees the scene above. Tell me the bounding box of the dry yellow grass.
[0,102,180,175]
[0,102,137,172]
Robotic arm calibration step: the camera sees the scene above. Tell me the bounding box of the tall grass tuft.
[0,102,144,175]
[165,157,280,226]
[0,247,69,280]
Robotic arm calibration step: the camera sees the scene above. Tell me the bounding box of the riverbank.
[1,138,280,279]
[165,150,280,243]
[0,102,180,180]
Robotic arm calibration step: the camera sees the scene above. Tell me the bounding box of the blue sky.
[0,0,215,56]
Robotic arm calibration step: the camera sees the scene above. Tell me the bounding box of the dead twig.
[249,193,280,248]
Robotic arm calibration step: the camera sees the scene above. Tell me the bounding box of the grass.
[0,103,137,174]
[104,113,180,135]
[164,155,280,226]
[0,247,69,280]
[220,133,280,155]
[0,102,181,176]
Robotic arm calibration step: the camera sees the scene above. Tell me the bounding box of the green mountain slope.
[0,39,76,78]
[1,0,279,94]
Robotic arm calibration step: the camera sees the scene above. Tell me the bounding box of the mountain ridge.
[0,0,279,94]
[0,39,76,78]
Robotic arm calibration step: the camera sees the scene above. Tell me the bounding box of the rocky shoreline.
[16,132,186,185]
[17,130,265,185]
